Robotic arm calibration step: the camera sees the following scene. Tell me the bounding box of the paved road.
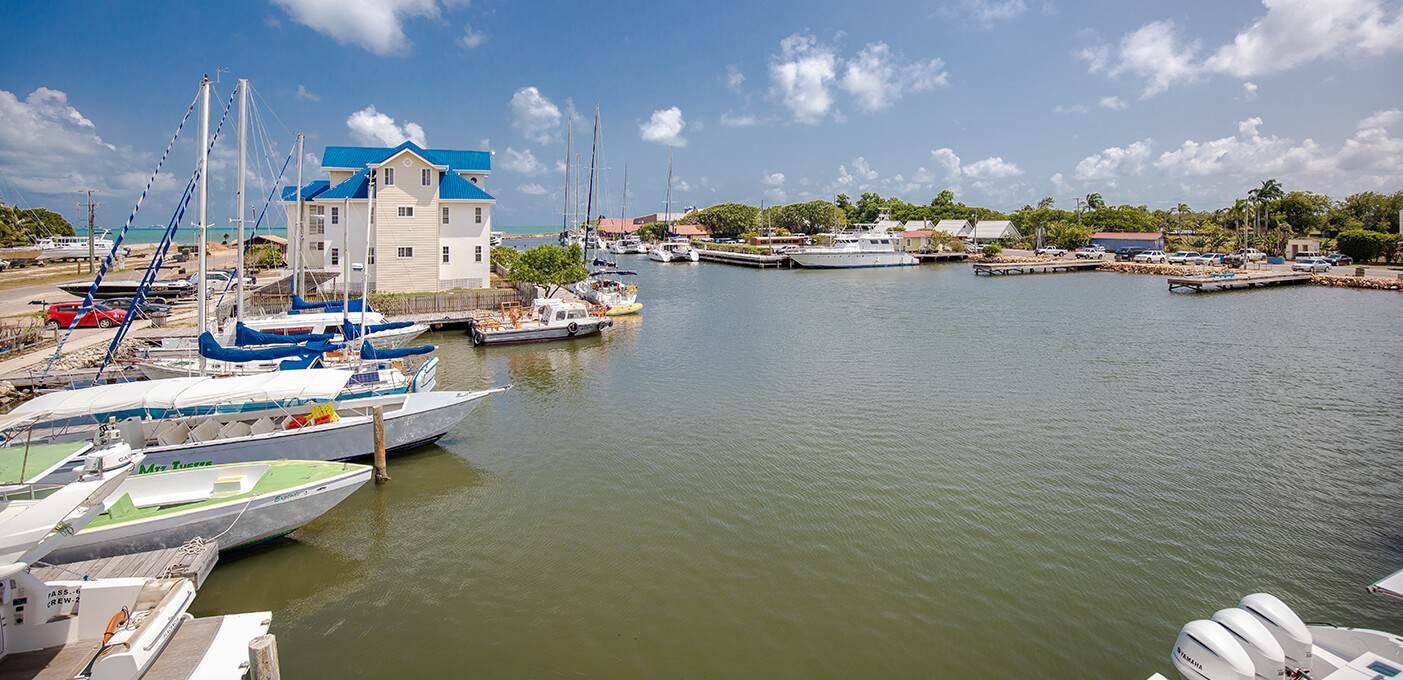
[1004,249,1403,279]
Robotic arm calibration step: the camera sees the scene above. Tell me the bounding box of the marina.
[972,258,1106,275]
[1166,271,1313,293]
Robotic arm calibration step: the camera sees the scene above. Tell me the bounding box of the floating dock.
[972,259,1105,275]
[693,247,791,268]
[31,541,219,588]
[1167,271,1312,293]
[911,252,969,264]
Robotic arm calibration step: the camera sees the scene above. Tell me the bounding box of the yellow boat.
[606,302,643,316]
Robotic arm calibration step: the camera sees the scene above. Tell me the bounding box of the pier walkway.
[1167,271,1312,293]
[973,259,1105,275]
[693,245,791,268]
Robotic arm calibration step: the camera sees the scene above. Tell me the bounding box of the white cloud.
[963,157,1023,179]
[769,34,838,124]
[346,105,426,147]
[295,85,320,102]
[271,0,440,56]
[726,66,745,92]
[517,183,548,195]
[720,111,760,127]
[0,86,140,198]
[912,167,936,183]
[1075,139,1153,180]
[499,147,544,175]
[457,24,487,49]
[762,172,785,187]
[839,43,948,113]
[1099,96,1127,110]
[851,157,879,181]
[1241,82,1258,100]
[510,87,561,144]
[673,178,691,192]
[1359,109,1402,130]
[1054,104,1090,114]
[639,107,687,146]
[1083,0,1403,97]
[946,0,1028,26]
[930,148,963,184]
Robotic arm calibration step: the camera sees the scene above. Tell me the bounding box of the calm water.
[192,256,1403,678]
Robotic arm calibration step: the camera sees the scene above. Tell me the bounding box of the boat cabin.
[533,299,595,325]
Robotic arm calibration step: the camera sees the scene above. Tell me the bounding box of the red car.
[45,302,126,329]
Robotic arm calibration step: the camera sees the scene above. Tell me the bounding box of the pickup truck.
[1034,246,1067,257]
[1074,246,1105,259]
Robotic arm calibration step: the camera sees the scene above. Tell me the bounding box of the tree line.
[0,202,76,247]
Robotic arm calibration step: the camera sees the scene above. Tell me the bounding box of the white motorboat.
[46,458,372,563]
[9,386,507,485]
[1153,585,1403,680]
[569,270,641,316]
[34,230,116,260]
[0,437,273,680]
[609,234,645,254]
[786,230,918,268]
[491,231,504,246]
[648,237,699,262]
[469,298,612,344]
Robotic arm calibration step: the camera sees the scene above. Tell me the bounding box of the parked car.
[189,269,256,291]
[1324,254,1354,266]
[0,258,9,271]
[1167,251,1201,264]
[1293,251,1323,260]
[1034,246,1067,257]
[1075,246,1105,259]
[1115,247,1148,262]
[1133,250,1168,263]
[1193,253,1224,265]
[1238,248,1266,262]
[45,302,127,329]
[1292,258,1330,273]
[103,296,174,319]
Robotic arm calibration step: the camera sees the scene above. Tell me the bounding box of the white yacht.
[34,231,116,260]
[610,234,645,254]
[786,230,917,268]
[569,270,641,316]
[648,237,699,263]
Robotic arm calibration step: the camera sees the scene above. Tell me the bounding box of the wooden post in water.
[372,405,389,482]
[248,634,280,680]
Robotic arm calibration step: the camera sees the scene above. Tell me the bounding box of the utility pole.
[77,190,99,274]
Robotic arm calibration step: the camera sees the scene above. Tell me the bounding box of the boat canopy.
[233,321,333,347]
[10,369,353,422]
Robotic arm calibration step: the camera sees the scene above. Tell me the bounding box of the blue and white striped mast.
[197,75,210,376]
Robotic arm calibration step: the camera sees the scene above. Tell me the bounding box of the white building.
[970,220,1021,242]
[933,219,973,238]
[283,141,495,293]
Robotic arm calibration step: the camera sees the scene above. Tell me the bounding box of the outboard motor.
[1239,594,1312,677]
[1213,608,1287,680]
[1172,619,1255,680]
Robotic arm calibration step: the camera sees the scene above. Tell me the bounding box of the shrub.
[982,244,1002,257]
[491,245,520,269]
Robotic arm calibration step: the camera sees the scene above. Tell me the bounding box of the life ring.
[103,608,130,645]
[567,322,579,336]
[627,285,636,294]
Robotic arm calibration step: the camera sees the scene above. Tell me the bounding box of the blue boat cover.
[234,321,333,347]
[342,319,414,340]
[289,294,370,314]
[360,344,436,360]
[304,341,345,353]
[198,332,312,362]
[279,354,321,370]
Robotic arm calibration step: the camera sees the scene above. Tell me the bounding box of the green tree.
[1082,205,1154,232]
[1084,193,1105,211]
[243,244,284,269]
[509,243,590,297]
[0,203,75,246]
[685,202,759,238]
[1273,191,1330,235]
[1046,220,1092,250]
[1335,229,1387,262]
[490,245,520,269]
[636,223,666,241]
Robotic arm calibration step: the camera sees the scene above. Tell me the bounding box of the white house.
[283,141,495,294]
[970,220,1021,242]
[933,219,973,238]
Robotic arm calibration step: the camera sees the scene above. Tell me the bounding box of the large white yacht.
[34,231,116,260]
[786,230,918,268]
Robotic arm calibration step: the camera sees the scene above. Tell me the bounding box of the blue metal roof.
[320,141,490,173]
[281,180,330,202]
[319,169,370,200]
[439,171,495,201]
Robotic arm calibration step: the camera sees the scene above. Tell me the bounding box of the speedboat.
[648,237,699,263]
[469,298,612,344]
[1151,580,1403,680]
[786,230,918,268]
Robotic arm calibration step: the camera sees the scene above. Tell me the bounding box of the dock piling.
[372,405,389,482]
[248,634,281,680]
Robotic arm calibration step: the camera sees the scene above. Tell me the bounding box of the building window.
[313,241,324,251]
[475,207,482,223]
[368,248,375,265]
[470,177,478,184]
[441,206,449,224]
[397,206,414,218]
[330,248,339,266]
[383,167,394,186]
[422,168,431,186]
[474,245,482,262]
[397,246,414,259]
[330,206,339,225]
[442,246,450,263]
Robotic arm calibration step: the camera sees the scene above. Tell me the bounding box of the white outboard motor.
[1212,608,1287,680]
[1239,594,1312,676]
[1172,619,1255,680]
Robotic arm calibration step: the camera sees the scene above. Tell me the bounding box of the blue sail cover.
[342,319,415,340]
[234,321,333,347]
[198,332,315,362]
[360,344,436,360]
[279,354,321,370]
[290,294,336,311]
[289,295,369,315]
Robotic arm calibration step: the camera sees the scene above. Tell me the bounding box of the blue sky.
[2,0,1401,230]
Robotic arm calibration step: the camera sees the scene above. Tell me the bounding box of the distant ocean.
[101,224,551,245]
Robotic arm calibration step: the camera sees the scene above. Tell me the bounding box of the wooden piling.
[372,405,389,482]
[248,634,280,680]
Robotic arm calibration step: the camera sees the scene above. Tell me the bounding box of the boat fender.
[103,607,130,645]
[567,322,579,335]
[472,330,485,345]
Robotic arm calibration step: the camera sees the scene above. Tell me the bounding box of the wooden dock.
[0,363,146,390]
[911,252,969,264]
[694,246,791,268]
[32,541,219,587]
[1167,271,1312,293]
[972,259,1105,275]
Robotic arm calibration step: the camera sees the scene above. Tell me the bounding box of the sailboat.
[648,148,699,263]
[567,107,642,315]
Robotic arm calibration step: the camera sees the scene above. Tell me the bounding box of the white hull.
[44,463,372,563]
[36,235,115,260]
[787,251,918,268]
[472,319,610,344]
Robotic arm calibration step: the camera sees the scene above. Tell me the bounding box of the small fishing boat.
[469,298,612,344]
[569,270,641,316]
[46,458,372,563]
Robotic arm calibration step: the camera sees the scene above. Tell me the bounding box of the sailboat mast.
[584,104,598,257]
[562,116,571,237]
[293,131,303,298]
[197,75,210,375]
[236,78,247,324]
[665,147,673,239]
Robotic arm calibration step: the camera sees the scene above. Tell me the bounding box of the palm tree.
[1037,196,1055,210]
[1175,202,1190,232]
[1085,193,1105,211]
